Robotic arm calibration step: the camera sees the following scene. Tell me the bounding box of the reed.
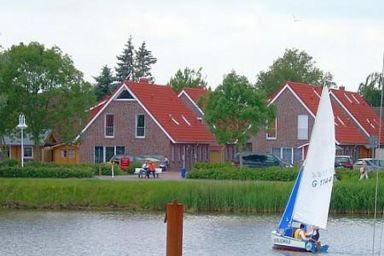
[1,177,384,215]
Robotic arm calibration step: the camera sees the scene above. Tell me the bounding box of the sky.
[0,0,383,92]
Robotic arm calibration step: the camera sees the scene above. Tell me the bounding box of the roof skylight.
[182,115,191,126]
[344,93,353,103]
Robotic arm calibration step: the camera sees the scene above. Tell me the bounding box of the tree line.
[0,39,382,159]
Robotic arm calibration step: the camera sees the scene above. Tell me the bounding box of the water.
[0,210,382,256]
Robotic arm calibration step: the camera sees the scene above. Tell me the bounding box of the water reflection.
[0,210,382,256]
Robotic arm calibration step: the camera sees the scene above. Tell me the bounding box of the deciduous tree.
[0,42,95,159]
[204,71,275,152]
[358,72,383,107]
[256,48,334,95]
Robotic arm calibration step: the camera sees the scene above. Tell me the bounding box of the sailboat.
[271,86,335,253]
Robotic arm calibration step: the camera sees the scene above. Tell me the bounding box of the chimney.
[339,85,345,91]
[139,77,149,84]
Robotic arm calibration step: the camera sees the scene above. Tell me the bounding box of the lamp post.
[16,114,27,168]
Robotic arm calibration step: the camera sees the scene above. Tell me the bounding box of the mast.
[372,51,384,256]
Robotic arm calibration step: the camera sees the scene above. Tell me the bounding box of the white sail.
[292,86,335,230]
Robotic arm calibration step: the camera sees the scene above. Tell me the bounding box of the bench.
[134,168,162,178]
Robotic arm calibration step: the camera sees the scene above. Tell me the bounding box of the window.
[61,149,75,158]
[105,114,114,137]
[95,146,104,163]
[136,114,145,138]
[68,149,75,158]
[266,118,277,139]
[24,146,33,159]
[116,146,125,155]
[94,146,126,163]
[3,146,10,158]
[297,115,308,140]
[105,146,115,162]
[116,90,134,99]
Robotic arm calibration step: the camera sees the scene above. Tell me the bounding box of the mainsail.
[292,86,335,230]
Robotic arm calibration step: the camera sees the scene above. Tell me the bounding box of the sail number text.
[312,175,333,188]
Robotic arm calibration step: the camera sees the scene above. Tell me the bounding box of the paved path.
[95,171,183,181]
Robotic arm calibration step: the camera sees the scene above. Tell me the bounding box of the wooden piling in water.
[165,200,183,256]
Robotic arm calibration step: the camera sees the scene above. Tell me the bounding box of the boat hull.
[271,231,328,253]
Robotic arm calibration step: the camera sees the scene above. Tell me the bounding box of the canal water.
[0,210,382,256]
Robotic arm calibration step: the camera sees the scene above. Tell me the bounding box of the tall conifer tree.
[134,41,157,82]
[115,36,135,82]
[94,65,115,101]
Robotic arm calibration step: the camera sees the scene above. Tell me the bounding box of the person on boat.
[359,161,368,180]
[294,224,309,240]
[307,226,321,252]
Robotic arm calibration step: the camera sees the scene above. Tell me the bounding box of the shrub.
[126,161,142,175]
[188,164,298,181]
[94,163,122,176]
[0,159,19,167]
[0,166,94,178]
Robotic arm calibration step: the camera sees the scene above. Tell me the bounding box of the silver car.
[353,158,384,172]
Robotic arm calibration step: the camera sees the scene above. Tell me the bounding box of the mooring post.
[165,200,183,256]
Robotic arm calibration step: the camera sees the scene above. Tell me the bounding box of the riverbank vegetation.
[0,173,383,215]
[0,159,141,177]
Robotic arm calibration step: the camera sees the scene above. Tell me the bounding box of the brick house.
[178,87,237,163]
[75,79,215,171]
[251,82,378,164]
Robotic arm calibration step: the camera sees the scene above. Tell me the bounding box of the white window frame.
[266,118,277,140]
[23,146,33,159]
[135,114,145,138]
[297,114,308,140]
[105,114,114,138]
[94,146,104,163]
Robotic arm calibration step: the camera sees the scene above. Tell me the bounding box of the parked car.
[232,152,291,168]
[353,158,384,172]
[335,155,353,169]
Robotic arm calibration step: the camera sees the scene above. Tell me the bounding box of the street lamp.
[16,114,27,168]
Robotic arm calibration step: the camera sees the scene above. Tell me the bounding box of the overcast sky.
[1,0,383,91]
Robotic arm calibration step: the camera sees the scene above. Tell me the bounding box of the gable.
[270,82,367,145]
[76,81,214,144]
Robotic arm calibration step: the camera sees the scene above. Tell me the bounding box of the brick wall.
[251,88,314,155]
[79,100,172,163]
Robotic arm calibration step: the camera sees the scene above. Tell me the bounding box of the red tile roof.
[331,89,384,143]
[182,87,208,102]
[282,82,367,144]
[126,81,214,143]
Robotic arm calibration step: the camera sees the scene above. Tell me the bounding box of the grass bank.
[0,178,383,215]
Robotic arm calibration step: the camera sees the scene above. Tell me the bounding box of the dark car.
[335,155,353,169]
[232,152,291,168]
